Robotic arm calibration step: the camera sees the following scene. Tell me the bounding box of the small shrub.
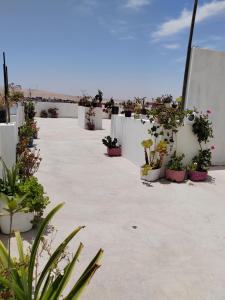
[40,109,48,118]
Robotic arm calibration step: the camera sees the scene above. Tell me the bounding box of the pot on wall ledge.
[188,170,208,182]
[0,211,34,235]
[141,167,161,182]
[107,147,122,157]
[125,111,132,118]
[0,108,7,123]
[112,106,119,115]
[165,169,186,183]
[28,137,34,148]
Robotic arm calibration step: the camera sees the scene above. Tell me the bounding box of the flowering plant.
[141,139,167,175]
[190,111,214,172]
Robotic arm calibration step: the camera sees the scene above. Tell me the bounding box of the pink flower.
[207,109,212,114]
[211,145,215,150]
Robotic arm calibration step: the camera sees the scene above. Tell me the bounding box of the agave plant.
[0,203,103,299]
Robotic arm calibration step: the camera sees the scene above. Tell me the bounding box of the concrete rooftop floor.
[2,118,225,300]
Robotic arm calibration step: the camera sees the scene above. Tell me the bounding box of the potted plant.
[0,95,7,123]
[112,105,119,115]
[40,109,48,118]
[0,194,34,234]
[104,98,115,117]
[161,94,173,107]
[188,111,214,181]
[102,136,121,157]
[86,106,95,130]
[92,90,103,107]
[19,121,36,148]
[18,176,50,225]
[48,107,58,118]
[141,139,167,182]
[188,149,212,181]
[165,152,186,183]
[24,101,36,121]
[31,121,39,139]
[122,100,134,117]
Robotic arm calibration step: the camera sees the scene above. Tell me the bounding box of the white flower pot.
[0,212,34,235]
[141,168,161,182]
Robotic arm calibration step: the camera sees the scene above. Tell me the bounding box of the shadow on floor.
[0,224,55,249]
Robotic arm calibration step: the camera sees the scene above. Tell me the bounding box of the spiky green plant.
[0,203,103,299]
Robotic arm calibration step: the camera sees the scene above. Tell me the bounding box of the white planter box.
[78,106,102,130]
[141,168,161,182]
[0,212,34,234]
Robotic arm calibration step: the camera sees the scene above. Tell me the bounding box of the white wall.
[0,123,17,178]
[35,102,78,118]
[111,115,200,168]
[186,47,225,165]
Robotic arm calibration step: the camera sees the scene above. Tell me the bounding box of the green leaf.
[28,203,64,298]
[50,243,84,300]
[35,226,84,299]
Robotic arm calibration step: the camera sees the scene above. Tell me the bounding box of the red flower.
[211,145,215,150]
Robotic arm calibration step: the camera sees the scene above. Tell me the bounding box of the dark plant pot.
[112,106,119,115]
[33,132,38,139]
[189,170,208,182]
[141,109,147,115]
[28,138,34,148]
[107,147,122,157]
[165,169,186,183]
[125,111,132,118]
[87,123,95,130]
[0,109,7,123]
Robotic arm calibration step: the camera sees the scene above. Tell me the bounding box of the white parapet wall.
[78,106,102,130]
[10,103,25,128]
[186,47,225,165]
[111,115,205,168]
[35,102,78,118]
[0,123,17,178]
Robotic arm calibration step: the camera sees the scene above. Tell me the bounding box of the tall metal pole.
[3,52,10,123]
[181,0,199,110]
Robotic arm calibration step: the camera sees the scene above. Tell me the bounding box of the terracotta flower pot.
[141,167,161,182]
[189,170,208,182]
[165,169,186,183]
[107,147,122,157]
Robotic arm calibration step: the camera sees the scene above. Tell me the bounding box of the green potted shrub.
[0,204,103,299]
[40,109,48,118]
[141,139,167,182]
[189,111,214,181]
[122,100,134,117]
[166,152,186,183]
[102,136,121,156]
[48,107,59,118]
[19,121,36,148]
[92,90,103,107]
[86,106,95,130]
[18,176,50,225]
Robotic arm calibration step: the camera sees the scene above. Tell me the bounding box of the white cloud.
[164,43,180,49]
[125,0,150,9]
[152,0,225,39]
[67,0,97,15]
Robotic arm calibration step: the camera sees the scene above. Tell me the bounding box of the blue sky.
[1,0,225,99]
